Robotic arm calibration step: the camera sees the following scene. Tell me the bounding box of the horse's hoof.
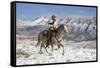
[39,51,44,54]
[58,46,60,49]
[62,53,64,55]
[48,53,52,56]
[55,48,57,50]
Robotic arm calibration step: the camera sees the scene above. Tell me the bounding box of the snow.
[16,40,96,65]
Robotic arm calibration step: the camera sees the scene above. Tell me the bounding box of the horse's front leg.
[55,36,64,55]
[57,41,64,55]
[57,43,61,49]
[61,45,64,55]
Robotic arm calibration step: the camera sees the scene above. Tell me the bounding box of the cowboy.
[48,15,56,31]
[46,15,57,48]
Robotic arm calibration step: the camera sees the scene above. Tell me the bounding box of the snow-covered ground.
[16,39,96,65]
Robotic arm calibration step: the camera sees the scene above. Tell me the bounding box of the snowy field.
[16,39,96,65]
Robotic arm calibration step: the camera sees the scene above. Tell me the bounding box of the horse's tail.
[35,32,42,47]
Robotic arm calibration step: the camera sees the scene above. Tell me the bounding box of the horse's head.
[61,24,69,33]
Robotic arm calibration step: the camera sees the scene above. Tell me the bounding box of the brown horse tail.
[35,33,41,47]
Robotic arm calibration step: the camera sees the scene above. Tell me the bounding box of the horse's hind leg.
[50,42,54,51]
[39,42,49,54]
[46,41,49,48]
[39,44,43,54]
[44,46,48,53]
[39,42,44,54]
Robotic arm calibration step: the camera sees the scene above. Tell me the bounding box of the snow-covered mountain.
[16,15,96,41]
[17,16,49,27]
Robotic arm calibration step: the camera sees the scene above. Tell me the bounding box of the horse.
[36,24,69,55]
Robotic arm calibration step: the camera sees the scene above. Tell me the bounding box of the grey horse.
[36,24,69,55]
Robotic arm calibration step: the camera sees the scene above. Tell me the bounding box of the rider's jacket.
[48,19,57,31]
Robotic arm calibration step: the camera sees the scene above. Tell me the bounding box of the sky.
[16,3,96,20]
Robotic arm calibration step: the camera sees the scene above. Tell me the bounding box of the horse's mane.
[57,24,64,31]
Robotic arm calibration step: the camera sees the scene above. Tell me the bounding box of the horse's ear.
[62,23,66,26]
[62,24,65,26]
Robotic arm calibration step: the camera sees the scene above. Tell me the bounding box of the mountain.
[16,15,96,41]
[17,16,49,27]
